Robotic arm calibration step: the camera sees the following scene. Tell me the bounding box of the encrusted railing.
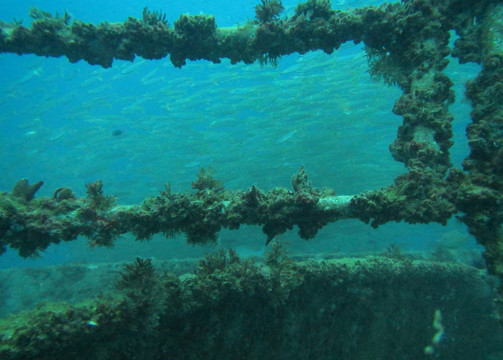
[0,0,502,310]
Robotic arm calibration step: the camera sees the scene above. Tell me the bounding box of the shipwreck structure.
[0,0,502,356]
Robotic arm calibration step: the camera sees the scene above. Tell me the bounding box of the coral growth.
[191,167,223,192]
[142,7,168,27]
[255,0,284,23]
[171,14,218,67]
[85,180,115,210]
[11,179,43,202]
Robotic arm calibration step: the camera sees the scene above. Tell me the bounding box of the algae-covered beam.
[0,165,469,259]
[449,1,503,309]
[0,0,495,68]
[0,168,357,258]
[350,0,461,229]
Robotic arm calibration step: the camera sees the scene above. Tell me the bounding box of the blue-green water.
[0,0,483,270]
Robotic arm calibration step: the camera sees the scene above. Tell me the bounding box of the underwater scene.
[1,0,503,358]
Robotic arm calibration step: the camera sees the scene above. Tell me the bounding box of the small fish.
[18,66,43,84]
[112,129,124,137]
[80,75,102,87]
[281,62,307,75]
[276,129,297,144]
[184,161,200,168]
[120,59,146,74]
